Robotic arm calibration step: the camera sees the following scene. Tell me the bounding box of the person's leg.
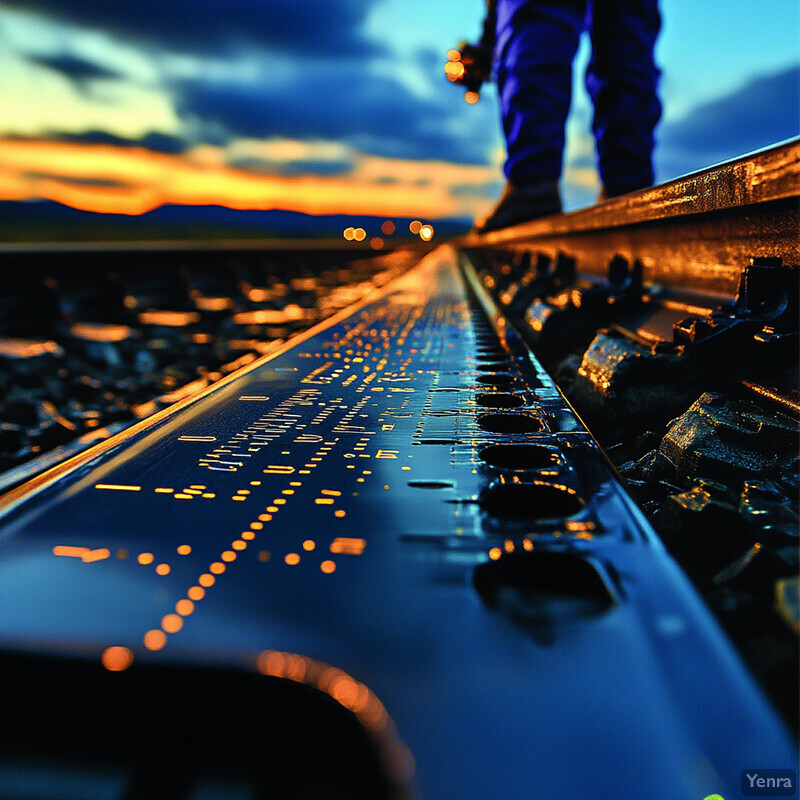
[495,0,586,186]
[586,0,661,197]
[475,0,585,232]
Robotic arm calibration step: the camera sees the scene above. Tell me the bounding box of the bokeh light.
[144,630,167,651]
[444,61,466,81]
[101,646,133,672]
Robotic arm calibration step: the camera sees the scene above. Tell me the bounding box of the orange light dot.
[221,550,237,562]
[380,220,396,235]
[446,48,462,62]
[156,563,171,575]
[177,545,191,555]
[258,514,273,522]
[199,573,215,587]
[144,630,167,651]
[258,550,271,562]
[266,506,279,513]
[320,560,337,574]
[101,646,133,672]
[302,540,316,551]
[409,220,422,234]
[504,539,515,553]
[285,553,301,565]
[188,586,206,600]
[116,548,128,560]
[523,538,534,551]
[465,91,480,104]
[137,552,154,565]
[334,509,346,518]
[161,613,183,633]
[343,226,355,241]
[419,224,434,241]
[489,547,502,560]
[370,236,384,251]
[210,562,226,574]
[444,61,466,80]
[353,227,367,242]
[232,540,247,550]
[241,531,255,540]
[330,675,360,705]
[250,522,263,530]
[175,599,195,616]
[257,650,285,676]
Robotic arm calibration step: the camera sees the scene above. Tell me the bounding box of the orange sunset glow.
[0,138,497,220]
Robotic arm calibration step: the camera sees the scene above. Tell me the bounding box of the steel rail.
[0,242,795,800]
[461,137,800,299]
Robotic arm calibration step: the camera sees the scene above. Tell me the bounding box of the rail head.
[459,138,800,298]
[461,137,800,244]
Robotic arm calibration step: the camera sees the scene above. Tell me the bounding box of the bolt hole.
[473,551,614,616]
[476,374,515,386]
[476,393,524,409]
[479,481,585,519]
[477,412,543,433]
[479,444,559,470]
[476,363,512,372]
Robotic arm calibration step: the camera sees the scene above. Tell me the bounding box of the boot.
[474,180,561,233]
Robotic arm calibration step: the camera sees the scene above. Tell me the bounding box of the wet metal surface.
[462,138,800,299]
[0,246,795,798]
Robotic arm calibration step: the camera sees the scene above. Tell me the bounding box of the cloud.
[2,0,377,57]
[228,156,353,177]
[22,172,131,188]
[3,4,503,170]
[222,137,356,176]
[176,61,501,165]
[26,52,124,86]
[53,130,188,154]
[657,65,800,179]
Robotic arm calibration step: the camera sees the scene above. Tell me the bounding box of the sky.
[0,0,797,236]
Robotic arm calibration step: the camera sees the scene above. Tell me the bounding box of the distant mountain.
[0,200,472,243]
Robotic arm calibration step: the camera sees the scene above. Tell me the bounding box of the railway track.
[0,140,797,800]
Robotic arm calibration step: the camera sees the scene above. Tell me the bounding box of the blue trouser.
[494,0,661,195]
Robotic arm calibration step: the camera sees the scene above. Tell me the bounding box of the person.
[474,0,662,233]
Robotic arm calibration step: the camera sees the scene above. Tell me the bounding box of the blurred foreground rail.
[0,141,797,799]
